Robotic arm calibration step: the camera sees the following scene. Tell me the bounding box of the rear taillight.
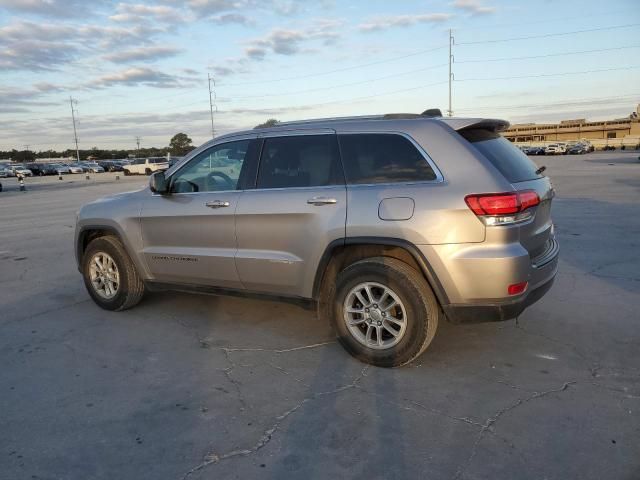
[465,190,540,225]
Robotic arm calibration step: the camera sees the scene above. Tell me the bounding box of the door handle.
[205,200,230,208]
[307,197,338,206]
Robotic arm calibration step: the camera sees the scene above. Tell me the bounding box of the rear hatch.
[458,127,555,260]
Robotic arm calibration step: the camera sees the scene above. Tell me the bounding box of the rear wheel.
[145,168,152,175]
[327,257,439,367]
[82,235,145,311]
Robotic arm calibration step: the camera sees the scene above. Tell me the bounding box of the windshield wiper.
[535,165,547,175]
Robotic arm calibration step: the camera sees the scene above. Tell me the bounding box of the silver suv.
[75,112,558,367]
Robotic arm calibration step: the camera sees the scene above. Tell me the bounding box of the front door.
[140,138,259,288]
[235,132,347,298]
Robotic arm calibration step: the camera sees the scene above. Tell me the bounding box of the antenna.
[448,29,455,117]
[208,73,217,139]
[69,96,80,162]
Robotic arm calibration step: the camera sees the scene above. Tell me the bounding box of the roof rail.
[271,115,386,127]
[260,109,445,128]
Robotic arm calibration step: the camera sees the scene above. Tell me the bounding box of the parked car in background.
[526,146,546,155]
[567,144,588,154]
[12,165,33,177]
[544,144,566,155]
[0,165,12,177]
[98,160,125,172]
[62,163,85,174]
[79,162,105,173]
[123,157,169,175]
[50,163,71,175]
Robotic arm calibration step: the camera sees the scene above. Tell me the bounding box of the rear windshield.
[460,129,543,183]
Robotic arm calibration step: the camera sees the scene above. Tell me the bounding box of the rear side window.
[257,135,343,189]
[460,129,543,183]
[338,133,437,185]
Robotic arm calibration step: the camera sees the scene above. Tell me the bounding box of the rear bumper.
[443,274,555,323]
[436,236,559,324]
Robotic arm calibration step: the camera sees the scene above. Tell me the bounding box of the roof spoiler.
[421,108,443,117]
[440,118,510,132]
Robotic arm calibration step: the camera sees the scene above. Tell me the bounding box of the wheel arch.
[312,237,449,307]
[76,225,122,267]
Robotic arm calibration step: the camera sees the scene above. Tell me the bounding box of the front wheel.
[82,235,145,311]
[327,257,439,367]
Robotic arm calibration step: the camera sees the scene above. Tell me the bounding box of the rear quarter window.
[459,129,543,183]
[338,133,437,184]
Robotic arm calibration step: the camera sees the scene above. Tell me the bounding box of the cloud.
[32,82,65,93]
[358,13,453,32]
[0,19,167,70]
[0,0,108,17]
[104,46,183,63]
[0,86,63,113]
[186,0,240,15]
[245,19,342,58]
[451,0,496,15]
[109,3,188,24]
[209,13,253,25]
[0,38,78,71]
[90,67,186,88]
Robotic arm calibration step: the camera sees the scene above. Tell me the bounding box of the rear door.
[234,131,346,297]
[459,129,554,259]
[139,137,260,287]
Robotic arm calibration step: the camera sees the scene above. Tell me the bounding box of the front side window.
[257,134,343,189]
[171,139,253,193]
[338,133,437,184]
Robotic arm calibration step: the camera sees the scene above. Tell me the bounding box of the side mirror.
[149,171,169,195]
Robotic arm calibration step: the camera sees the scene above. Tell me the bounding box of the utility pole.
[69,96,81,162]
[448,29,454,117]
[208,73,217,139]
[135,136,141,156]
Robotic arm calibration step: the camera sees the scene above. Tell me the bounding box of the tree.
[169,133,194,156]
[254,118,280,129]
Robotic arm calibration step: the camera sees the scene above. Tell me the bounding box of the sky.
[0,0,639,151]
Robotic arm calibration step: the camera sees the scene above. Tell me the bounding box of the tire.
[326,257,439,368]
[82,235,145,311]
[123,169,130,176]
[145,168,152,175]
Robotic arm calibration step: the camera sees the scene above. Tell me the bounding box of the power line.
[457,23,640,46]
[454,93,640,112]
[228,63,448,101]
[219,45,449,87]
[456,65,640,82]
[457,7,640,32]
[457,45,640,63]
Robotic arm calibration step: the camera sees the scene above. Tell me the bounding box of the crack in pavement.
[180,365,369,479]
[453,381,575,480]
[220,341,336,354]
[220,347,248,411]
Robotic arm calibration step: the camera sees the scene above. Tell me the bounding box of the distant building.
[502,104,640,146]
